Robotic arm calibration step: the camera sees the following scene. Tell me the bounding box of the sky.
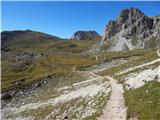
[1,1,160,38]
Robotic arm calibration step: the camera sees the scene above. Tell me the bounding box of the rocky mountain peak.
[71,30,102,40]
[118,7,144,25]
[101,7,160,51]
[119,7,144,18]
[104,8,147,40]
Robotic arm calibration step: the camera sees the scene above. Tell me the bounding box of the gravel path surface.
[97,76,127,120]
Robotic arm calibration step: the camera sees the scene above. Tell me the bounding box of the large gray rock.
[101,7,160,51]
[1,92,12,100]
[71,31,102,40]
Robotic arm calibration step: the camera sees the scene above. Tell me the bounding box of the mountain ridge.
[101,7,160,51]
[70,30,102,40]
[1,7,160,52]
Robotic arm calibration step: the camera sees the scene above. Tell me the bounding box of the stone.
[1,92,12,100]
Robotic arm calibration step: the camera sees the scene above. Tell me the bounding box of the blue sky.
[2,1,160,38]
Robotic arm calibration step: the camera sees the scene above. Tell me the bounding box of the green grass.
[1,54,97,92]
[4,38,97,54]
[2,47,158,93]
[99,49,158,76]
[124,81,160,120]
[97,48,155,63]
[2,33,98,93]
[48,40,98,53]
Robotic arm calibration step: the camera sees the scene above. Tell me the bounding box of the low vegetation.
[1,54,96,92]
[2,33,98,93]
[124,81,160,120]
[99,48,158,76]
[98,48,156,63]
[2,32,159,120]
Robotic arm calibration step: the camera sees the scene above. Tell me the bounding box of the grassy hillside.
[1,30,98,53]
[124,81,160,120]
[98,48,158,75]
[1,30,98,93]
[2,54,96,92]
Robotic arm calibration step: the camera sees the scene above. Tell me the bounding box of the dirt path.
[116,58,160,75]
[97,76,127,120]
[97,49,160,120]
[78,71,127,120]
[117,49,160,75]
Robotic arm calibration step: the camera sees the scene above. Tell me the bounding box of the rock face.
[101,7,160,51]
[71,31,102,40]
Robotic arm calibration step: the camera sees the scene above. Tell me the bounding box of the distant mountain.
[70,31,102,40]
[1,30,64,50]
[1,30,98,55]
[101,7,160,51]
[1,30,62,44]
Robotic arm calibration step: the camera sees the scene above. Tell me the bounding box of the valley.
[2,46,160,120]
[1,7,160,120]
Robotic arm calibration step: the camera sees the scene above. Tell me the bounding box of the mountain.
[101,7,160,51]
[1,29,98,95]
[70,30,102,40]
[1,30,61,44]
[2,8,160,120]
[1,30,98,54]
[1,30,64,50]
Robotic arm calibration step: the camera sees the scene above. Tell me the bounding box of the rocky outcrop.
[101,7,160,51]
[71,31,101,40]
